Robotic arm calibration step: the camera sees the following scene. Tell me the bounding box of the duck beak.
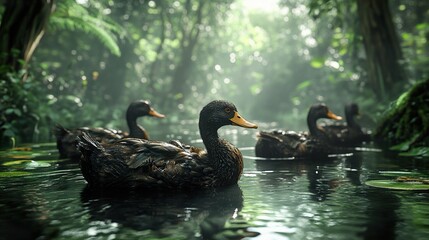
[327,110,342,120]
[149,108,165,118]
[230,111,258,129]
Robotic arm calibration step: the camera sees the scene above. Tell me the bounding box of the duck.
[77,100,258,190]
[55,100,165,159]
[321,103,372,146]
[254,103,342,158]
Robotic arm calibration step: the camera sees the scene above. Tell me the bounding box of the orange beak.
[230,111,258,129]
[149,108,165,118]
[327,110,342,120]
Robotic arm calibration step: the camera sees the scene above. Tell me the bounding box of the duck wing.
[55,125,125,159]
[78,134,214,189]
[255,130,308,158]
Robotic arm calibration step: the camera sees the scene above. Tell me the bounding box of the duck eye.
[225,107,231,113]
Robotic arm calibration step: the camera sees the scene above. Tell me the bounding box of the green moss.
[374,79,429,154]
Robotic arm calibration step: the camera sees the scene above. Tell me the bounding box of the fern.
[48,0,123,56]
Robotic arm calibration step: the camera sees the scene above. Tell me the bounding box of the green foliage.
[2,0,428,145]
[48,0,123,56]
[374,79,429,155]
[0,69,40,145]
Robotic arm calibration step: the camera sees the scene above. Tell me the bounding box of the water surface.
[0,125,428,239]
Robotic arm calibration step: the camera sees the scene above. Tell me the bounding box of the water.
[1,125,429,240]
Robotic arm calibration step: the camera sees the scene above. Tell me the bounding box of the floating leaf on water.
[378,171,426,178]
[2,160,56,169]
[5,155,34,160]
[29,142,57,148]
[365,180,429,191]
[10,147,33,151]
[24,161,51,169]
[0,171,31,178]
[0,151,44,159]
[2,160,32,166]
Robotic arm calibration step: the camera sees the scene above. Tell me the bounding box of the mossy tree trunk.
[374,78,429,150]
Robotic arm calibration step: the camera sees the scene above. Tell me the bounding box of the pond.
[1,122,429,240]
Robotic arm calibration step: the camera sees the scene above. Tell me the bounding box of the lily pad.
[2,160,57,169]
[378,171,425,177]
[2,160,33,166]
[24,161,51,169]
[365,180,429,191]
[0,171,31,178]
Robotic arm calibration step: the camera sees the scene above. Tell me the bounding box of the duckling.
[55,100,164,159]
[255,103,342,158]
[77,100,258,189]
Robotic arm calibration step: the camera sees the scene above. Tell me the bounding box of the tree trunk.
[0,0,55,71]
[357,0,406,100]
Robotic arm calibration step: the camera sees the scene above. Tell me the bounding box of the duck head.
[127,100,165,119]
[308,103,342,121]
[199,100,258,131]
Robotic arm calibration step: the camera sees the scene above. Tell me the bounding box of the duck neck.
[346,111,361,130]
[200,125,221,153]
[307,115,323,136]
[199,123,242,185]
[127,115,148,139]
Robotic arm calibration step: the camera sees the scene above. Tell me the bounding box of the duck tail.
[257,131,284,143]
[77,132,104,159]
[54,124,70,140]
[54,124,73,158]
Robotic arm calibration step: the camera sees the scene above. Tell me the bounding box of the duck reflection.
[343,152,363,186]
[80,184,257,239]
[255,154,364,202]
[0,188,58,240]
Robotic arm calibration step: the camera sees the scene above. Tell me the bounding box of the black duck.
[55,100,164,159]
[254,103,342,158]
[322,103,372,146]
[77,100,258,190]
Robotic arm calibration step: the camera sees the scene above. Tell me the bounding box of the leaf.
[401,32,410,40]
[3,129,15,137]
[0,171,31,178]
[25,161,51,169]
[378,171,425,178]
[399,147,429,157]
[365,180,429,191]
[296,81,312,90]
[310,58,324,68]
[2,160,32,166]
[389,134,419,151]
[415,23,429,31]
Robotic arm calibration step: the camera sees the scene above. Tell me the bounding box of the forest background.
[0,0,428,148]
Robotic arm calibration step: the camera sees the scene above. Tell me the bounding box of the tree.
[0,0,55,71]
[357,0,407,100]
[0,0,55,145]
[0,0,122,144]
[307,0,408,100]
